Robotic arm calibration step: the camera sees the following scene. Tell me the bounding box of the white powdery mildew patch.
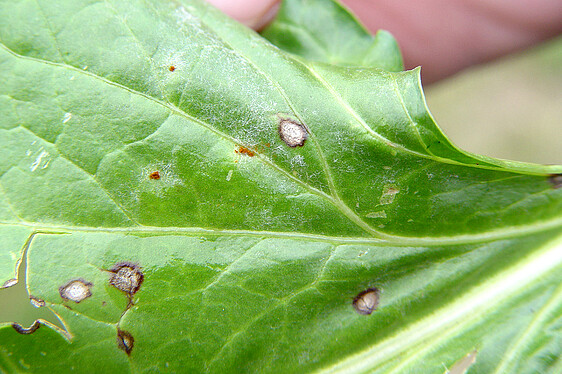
[176,5,281,146]
[290,155,306,168]
[237,161,300,195]
[244,206,296,230]
[174,5,200,30]
[160,50,190,74]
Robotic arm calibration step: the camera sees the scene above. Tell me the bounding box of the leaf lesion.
[2,40,383,236]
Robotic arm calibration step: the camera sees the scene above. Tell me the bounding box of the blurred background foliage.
[426,36,562,165]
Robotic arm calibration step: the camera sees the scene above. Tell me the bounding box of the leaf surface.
[261,0,404,71]
[0,0,561,373]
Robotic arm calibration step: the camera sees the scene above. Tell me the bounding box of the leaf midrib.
[2,217,562,247]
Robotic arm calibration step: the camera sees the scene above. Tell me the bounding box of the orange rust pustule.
[149,171,160,180]
[235,146,255,157]
[169,66,176,72]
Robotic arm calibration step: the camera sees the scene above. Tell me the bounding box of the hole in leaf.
[0,234,69,338]
[59,279,93,303]
[278,119,308,147]
[117,329,134,355]
[352,287,380,315]
[108,262,144,295]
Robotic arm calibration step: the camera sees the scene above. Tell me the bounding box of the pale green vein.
[2,216,562,246]
[274,21,332,61]
[103,0,169,102]
[33,0,64,62]
[14,126,140,226]
[316,236,562,374]
[390,73,435,156]
[299,62,534,174]
[0,180,24,222]
[493,282,562,374]
[197,240,263,295]
[206,248,332,368]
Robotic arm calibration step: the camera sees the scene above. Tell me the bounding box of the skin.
[206,0,562,83]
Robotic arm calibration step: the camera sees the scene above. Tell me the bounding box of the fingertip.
[206,0,280,30]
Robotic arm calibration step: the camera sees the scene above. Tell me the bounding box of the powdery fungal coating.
[109,262,144,295]
[117,329,134,355]
[278,119,308,147]
[352,288,380,315]
[59,279,93,303]
[12,321,41,335]
[548,174,562,189]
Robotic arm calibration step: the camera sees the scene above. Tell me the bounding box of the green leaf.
[0,0,560,373]
[261,0,404,71]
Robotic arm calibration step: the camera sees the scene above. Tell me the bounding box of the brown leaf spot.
[29,295,45,308]
[149,171,161,180]
[12,321,41,335]
[117,329,134,355]
[109,262,144,295]
[59,279,93,303]
[279,119,308,147]
[169,66,176,72]
[352,288,380,315]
